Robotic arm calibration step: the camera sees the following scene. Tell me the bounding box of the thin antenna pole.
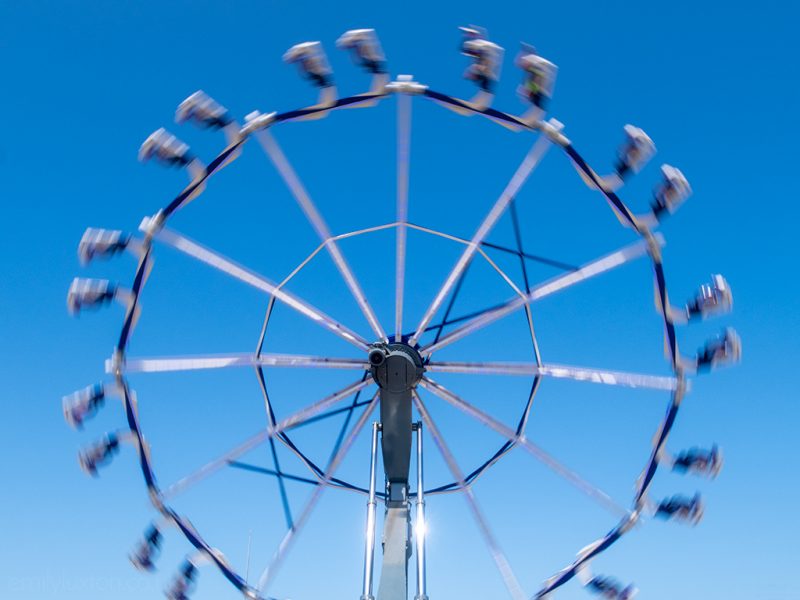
[245,530,252,585]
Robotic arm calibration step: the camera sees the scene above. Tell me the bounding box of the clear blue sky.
[1,1,798,599]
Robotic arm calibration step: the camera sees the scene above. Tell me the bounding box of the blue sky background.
[1,1,798,598]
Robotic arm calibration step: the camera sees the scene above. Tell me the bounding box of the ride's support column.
[413,422,428,600]
[369,342,424,600]
[361,422,380,600]
[377,503,411,600]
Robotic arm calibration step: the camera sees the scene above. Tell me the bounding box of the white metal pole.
[414,422,428,600]
[395,90,412,341]
[361,422,380,600]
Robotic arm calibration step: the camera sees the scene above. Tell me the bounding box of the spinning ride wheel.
[64,26,739,600]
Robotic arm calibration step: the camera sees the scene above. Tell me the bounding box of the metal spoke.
[256,295,277,356]
[253,366,375,496]
[162,378,372,499]
[428,260,472,350]
[425,378,541,496]
[419,377,629,518]
[395,92,412,340]
[326,372,371,466]
[405,222,528,300]
[254,130,387,342]
[480,240,579,272]
[112,352,367,374]
[421,235,663,357]
[146,224,371,351]
[408,134,552,347]
[227,461,321,487]
[255,365,294,530]
[412,392,526,600]
[426,361,679,391]
[508,195,545,377]
[285,398,375,431]
[257,392,379,593]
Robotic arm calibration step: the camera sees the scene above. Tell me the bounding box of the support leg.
[414,422,428,600]
[361,422,380,600]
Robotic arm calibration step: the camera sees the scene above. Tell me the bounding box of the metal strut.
[361,422,380,600]
[413,422,428,600]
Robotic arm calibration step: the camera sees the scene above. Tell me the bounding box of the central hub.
[368,342,425,391]
[368,342,425,506]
